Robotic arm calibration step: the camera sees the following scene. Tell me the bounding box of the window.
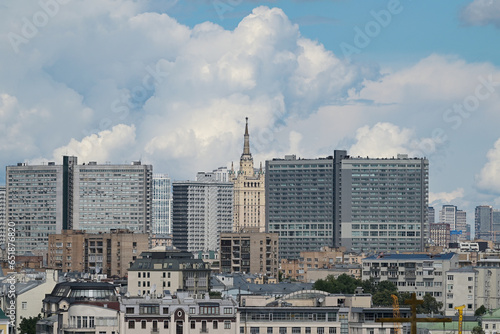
[280,328,287,334]
[128,321,135,329]
[191,321,196,329]
[153,321,158,330]
[224,307,233,314]
[200,306,220,315]
[468,277,473,281]
[164,321,169,329]
[251,327,260,334]
[89,317,95,328]
[447,275,454,280]
[138,272,141,278]
[163,307,169,314]
[22,302,27,310]
[268,328,274,334]
[241,327,246,334]
[140,305,159,314]
[318,328,324,334]
[190,307,196,314]
[142,321,147,329]
[202,321,207,333]
[82,316,88,328]
[225,321,231,329]
[77,317,81,328]
[213,321,218,329]
[292,328,301,334]
[329,328,337,334]
[306,328,311,334]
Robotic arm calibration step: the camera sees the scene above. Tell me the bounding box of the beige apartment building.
[47,229,148,276]
[220,228,279,277]
[229,118,266,232]
[281,247,364,281]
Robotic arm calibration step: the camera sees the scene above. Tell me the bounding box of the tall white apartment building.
[440,205,467,242]
[152,174,172,235]
[172,180,233,253]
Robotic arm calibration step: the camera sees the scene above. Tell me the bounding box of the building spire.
[242,117,251,157]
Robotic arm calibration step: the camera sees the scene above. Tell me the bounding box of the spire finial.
[242,117,251,156]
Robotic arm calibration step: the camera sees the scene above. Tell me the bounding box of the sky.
[1,0,500,230]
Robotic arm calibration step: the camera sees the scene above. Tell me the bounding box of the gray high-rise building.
[266,155,334,260]
[6,162,64,255]
[172,180,233,253]
[265,151,429,258]
[335,152,429,253]
[152,174,172,235]
[475,205,493,240]
[0,186,7,249]
[6,157,152,255]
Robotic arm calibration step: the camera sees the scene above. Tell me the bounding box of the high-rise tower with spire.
[229,118,266,232]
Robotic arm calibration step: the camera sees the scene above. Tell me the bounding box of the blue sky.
[1,0,500,232]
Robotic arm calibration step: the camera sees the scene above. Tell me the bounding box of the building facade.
[266,155,334,260]
[172,181,233,252]
[6,157,152,255]
[152,174,172,236]
[127,249,212,296]
[229,118,266,232]
[430,223,451,248]
[219,228,279,276]
[6,162,64,255]
[0,186,5,249]
[361,253,459,307]
[440,205,467,242]
[121,295,237,334]
[47,229,148,276]
[336,152,429,253]
[476,205,493,240]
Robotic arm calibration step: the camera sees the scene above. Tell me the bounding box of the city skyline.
[1,1,500,231]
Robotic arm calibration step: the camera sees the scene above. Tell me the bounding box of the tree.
[472,326,485,334]
[312,274,362,294]
[416,293,443,315]
[371,281,398,306]
[475,305,487,317]
[18,314,42,334]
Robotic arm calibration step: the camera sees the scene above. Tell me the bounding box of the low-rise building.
[47,229,148,276]
[127,249,211,297]
[121,295,238,334]
[362,253,459,309]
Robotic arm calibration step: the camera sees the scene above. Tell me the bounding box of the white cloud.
[52,124,137,164]
[429,188,465,205]
[348,122,438,159]
[476,138,500,194]
[461,0,500,28]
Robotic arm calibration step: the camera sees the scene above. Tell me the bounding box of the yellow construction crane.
[392,294,402,334]
[455,305,465,334]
